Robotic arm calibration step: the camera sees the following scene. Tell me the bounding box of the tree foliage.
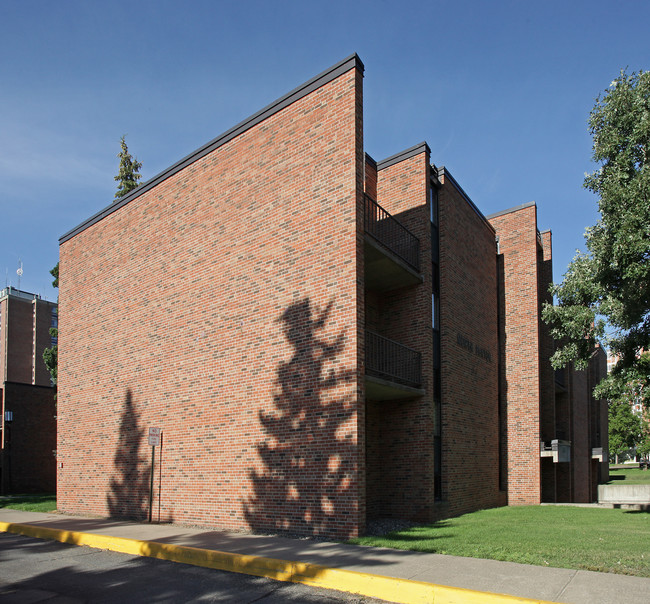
[43,262,58,386]
[639,422,650,459]
[542,69,650,408]
[114,135,142,200]
[608,400,644,461]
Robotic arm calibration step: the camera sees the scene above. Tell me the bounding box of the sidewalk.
[1,509,649,604]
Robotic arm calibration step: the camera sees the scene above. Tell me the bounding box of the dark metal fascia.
[376,141,430,171]
[430,164,441,188]
[60,53,365,244]
[365,152,377,167]
[485,201,537,221]
[438,166,494,232]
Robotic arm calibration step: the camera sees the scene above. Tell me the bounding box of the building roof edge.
[60,53,364,245]
[437,166,494,232]
[485,201,537,220]
[376,141,430,171]
[365,152,377,167]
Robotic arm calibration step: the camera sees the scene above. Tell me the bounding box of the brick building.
[0,286,57,493]
[57,55,607,537]
[488,204,608,504]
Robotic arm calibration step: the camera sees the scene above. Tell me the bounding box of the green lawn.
[350,506,650,577]
[0,494,56,513]
[608,467,650,485]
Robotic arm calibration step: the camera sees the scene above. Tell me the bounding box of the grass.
[608,467,650,485]
[350,506,650,577]
[0,493,56,513]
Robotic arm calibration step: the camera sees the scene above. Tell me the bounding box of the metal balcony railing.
[365,330,422,387]
[364,195,420,272]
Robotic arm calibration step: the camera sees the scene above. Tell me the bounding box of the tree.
[608,400,643,463]
[114,135,142,200]
[638,421,650,461]
[542,69,650,409]
[43,262,58,387]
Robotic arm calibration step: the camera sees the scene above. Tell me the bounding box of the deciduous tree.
[608,400,643,463]
[543,69,650,409]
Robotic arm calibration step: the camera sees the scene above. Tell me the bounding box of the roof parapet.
[60,54,365,245]
[437,166,494,231]
[377,142,430,171]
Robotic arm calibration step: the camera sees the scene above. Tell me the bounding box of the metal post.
[149,445,155,523]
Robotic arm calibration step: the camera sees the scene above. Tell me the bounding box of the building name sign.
[456,333,492,363]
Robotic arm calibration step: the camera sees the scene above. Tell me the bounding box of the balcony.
[364,195,423,292]
[365,330,424,401]
[540,439,571,463]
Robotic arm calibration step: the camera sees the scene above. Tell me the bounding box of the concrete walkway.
[1,509,649,604]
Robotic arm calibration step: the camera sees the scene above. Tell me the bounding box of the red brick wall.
[3,297,34,384]
[0,300,5,381]
[438,173,503,515]
[365,150,435,521]
[364,156,377,199]
[58,64,365,538]
[489,205,542,505]
[0,295,54,387]
[365,157,504,521]
[1,382,56,493]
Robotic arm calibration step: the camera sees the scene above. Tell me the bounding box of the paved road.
[0,533,387,603]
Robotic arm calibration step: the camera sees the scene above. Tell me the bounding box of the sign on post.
[148,427,162,522]
[148,427,161,447]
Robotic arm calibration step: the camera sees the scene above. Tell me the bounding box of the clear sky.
[1,0,648,299]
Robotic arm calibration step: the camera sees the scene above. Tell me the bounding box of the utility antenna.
[16,259,23,291]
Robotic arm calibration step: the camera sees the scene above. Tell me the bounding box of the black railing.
[365,330,422,387]
[364,195,420,272]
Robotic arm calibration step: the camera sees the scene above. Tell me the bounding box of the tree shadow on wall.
[107,389,150,520]
[245,299,358,539]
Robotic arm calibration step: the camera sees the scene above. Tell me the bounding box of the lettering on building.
[457,333,492,363]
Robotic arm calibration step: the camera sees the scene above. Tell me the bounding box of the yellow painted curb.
[0,521,558,604]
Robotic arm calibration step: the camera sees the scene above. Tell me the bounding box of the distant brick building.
[57,55,608,538]
[0,286,57,493]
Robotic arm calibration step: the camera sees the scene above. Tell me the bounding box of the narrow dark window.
[431,181,442,501]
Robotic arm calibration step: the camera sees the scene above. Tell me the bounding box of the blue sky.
[1,0,649,299]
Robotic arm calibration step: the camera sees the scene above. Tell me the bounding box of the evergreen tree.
[542,70,650,408]
[114,135,142,200]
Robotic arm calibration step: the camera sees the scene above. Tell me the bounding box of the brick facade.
[438,169,505,515]
[57,55,608,537]
[0,287,57,494]
[366,146,437,521]
[489,204,543,504]
[59,56,365,538]
[488,205,608,505]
